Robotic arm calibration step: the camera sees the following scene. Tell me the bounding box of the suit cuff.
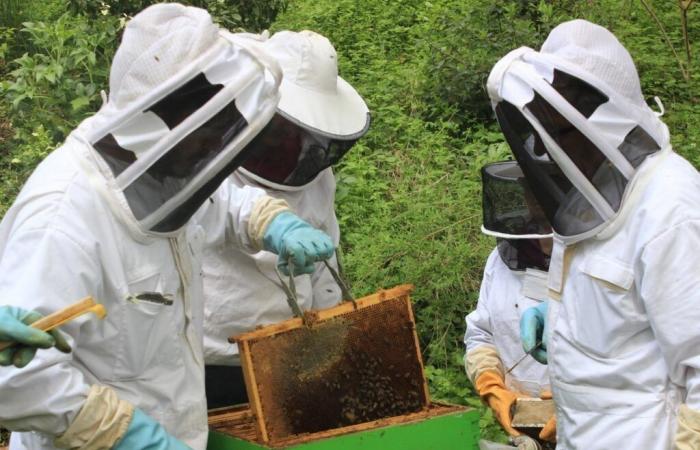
[465,344,504,384]
[54,385,134,450]
[248,196,291,251]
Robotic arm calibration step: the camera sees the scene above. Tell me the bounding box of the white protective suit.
[201,30,369,366]
[546,150,700,449]
[0,144,267,450]
[465,248,550,398]
[201,168,341,365]
[487,19,700,449]
[0,5,289,450]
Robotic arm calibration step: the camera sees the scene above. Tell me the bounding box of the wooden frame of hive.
[231,284,430,445]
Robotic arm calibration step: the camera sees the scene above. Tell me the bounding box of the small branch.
[640,0,689,80]
[679,0,694,66]
[380,215,478,267]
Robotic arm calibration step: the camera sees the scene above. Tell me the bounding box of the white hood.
[74,4,281,237]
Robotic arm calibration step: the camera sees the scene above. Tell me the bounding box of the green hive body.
[207,406,480,450]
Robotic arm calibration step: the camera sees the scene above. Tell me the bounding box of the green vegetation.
[0,0,697,445]
[270,0,698,441]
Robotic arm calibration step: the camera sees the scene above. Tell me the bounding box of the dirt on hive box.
[235,285,429,443]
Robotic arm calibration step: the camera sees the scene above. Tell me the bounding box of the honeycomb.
[235,285,429,443]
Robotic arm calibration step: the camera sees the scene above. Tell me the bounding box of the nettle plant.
[0,14,119,143]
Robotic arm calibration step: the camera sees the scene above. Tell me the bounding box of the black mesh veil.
[241,112,370,187]
[482,161,550,237]
[497,238,550,272]
[93,73,257,232]
[481,160,551,271]
[493,69,661,238]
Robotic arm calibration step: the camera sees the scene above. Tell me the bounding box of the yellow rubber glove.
[475,370,519,436]
[537,390,556,442]
[539,415,556,442]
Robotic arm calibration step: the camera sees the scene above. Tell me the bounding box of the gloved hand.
[539,414,556,442]
[520,301,548,364]
[475,370,520,436]
[113,408,192,450]
[0,306,72,368]
[263,212,335,275]
[511,435,542,450]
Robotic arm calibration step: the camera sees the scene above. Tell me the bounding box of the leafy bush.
[66,0,288,31]
[0,123,53,216]
[272,1,698,443]
[0,14,119,142]
[0,0,696,443]
[418,0,558,130]
[418,0,700,159]
[272,0,500,411]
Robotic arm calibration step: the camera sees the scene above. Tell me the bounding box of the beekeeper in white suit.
[0,4,336,450]
[487,19,700,449]
[201,30,370,408]
[465,161,554,450]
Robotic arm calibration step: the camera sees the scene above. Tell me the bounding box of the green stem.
[640,0,689,80]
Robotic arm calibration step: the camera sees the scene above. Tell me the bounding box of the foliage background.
[0,0,698,445]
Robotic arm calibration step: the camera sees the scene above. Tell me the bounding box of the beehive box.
[232,284,431,445]
[207,402,480,450]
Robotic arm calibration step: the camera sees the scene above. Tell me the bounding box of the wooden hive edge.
[229,284,415,343]
[404,291,431,406]
[207,402,471,448]
[239,340,269,443]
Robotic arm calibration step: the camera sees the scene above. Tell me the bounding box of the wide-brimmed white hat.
[265,30,370,137]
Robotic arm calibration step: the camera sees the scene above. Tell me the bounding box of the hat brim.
[277,75,370,138]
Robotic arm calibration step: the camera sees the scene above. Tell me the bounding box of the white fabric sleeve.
[0,227,99,436]
[311,209,342,310]
[464,249,499,352]
[197,183,289,253]
[464,249,504,383]
[640,219,700,410]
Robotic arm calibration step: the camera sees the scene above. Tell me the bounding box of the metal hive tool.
[232,284,430,444]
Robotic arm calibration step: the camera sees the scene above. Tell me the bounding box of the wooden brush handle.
[28,297,97,332]
[0,297,100,351]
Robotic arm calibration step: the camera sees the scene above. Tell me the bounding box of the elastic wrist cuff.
[465,345,504,384]
[249,196,291,251]
[54,385,134,450]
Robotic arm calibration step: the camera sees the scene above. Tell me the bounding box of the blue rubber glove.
[0,306,72,368]
[113,409,191,450]
[263,212,335,275]
[520,301,549,365]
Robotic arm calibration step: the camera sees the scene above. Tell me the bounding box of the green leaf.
[70,96,90,111]
[11,93,27,108]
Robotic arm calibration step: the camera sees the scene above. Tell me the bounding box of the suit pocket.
[114,270,182,379]
[569,254,646,357]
